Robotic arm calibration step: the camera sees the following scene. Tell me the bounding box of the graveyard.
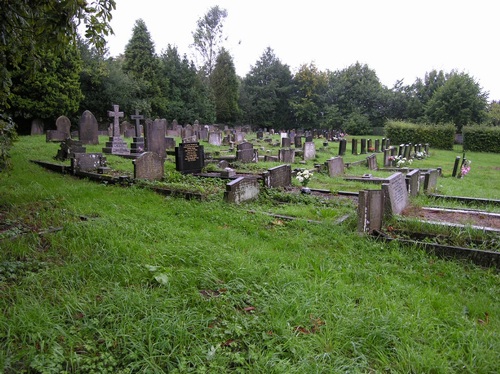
[1,124,500,372]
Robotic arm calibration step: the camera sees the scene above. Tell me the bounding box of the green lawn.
[0,135,499,373]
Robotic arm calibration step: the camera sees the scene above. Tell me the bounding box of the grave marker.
[263,164,292,188]
[236,142,256,163]
[78,110,99,145]
[326,157,344,177]
[303,141,316,161]
[405,169,420,197]
[382,172,409,216]
[224,177,260,204]
[175,142,205,174]
[133,152,164,181]
[358,189,383,233]
[144,119,167,160]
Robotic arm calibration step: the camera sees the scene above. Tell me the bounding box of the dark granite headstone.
[352,139,358,155]
[360,138,367,154]
[338,139,347,156]
[79,110,99,145]
[175,142,205,174]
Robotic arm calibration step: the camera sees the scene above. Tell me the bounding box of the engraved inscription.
[183,143,199,162]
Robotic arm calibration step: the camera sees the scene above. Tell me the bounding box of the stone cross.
[108,104,124,137]
[130,109,144,138]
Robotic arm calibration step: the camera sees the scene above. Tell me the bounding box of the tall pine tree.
[210,48,240,124]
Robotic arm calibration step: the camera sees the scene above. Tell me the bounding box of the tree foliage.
[210,48,240,123]
[239,47,294,128]
[191,6,228,77]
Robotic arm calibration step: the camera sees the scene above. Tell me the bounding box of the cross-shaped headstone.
[108,104,124,137]
[130,109,144,138]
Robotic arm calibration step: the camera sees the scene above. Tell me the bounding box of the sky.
[104,0,500,101]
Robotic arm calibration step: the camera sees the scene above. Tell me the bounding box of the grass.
[0,135,499,373]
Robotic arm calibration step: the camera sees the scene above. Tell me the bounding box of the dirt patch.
[402,206,500,230]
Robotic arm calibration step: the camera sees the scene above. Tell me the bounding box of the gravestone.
[452,156,461,177]
[326,156,344,177]
[208,132,222,146]
[405,169,420,197]
[130,109,145,154]
[366,154,378,170]
[133,152,164,181]
[235,132,245,143]
[382,172,409,216]
[30,119,44,135]
[305,135,313,143]
[165,137,176,149]
[56,115,71,138]
[374,139,380,153]
[281,137,291,148]
[78,110,99,145]
[46,130,67,142]
[358,189,383,233]
[279,148,295,163]
[423,169,439,193]
[256,131,264,140]
[224,177,260,204]
[236,142,255,163]
[263,164,292,188]
[338,139,347,156]
[55,139,86,161]
[294,135,302,148]
[199,128,209,141]
[175,142,205,174]
[120,121,133,136]
[303,142,316,161]
[383,148,392,167]
[360,138,367,154]
[144,119,167,160]
[71,153,107,174]
[352,139,358,155]
[102,105,130,155]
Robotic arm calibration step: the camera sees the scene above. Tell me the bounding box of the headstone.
[357,189,383,233]
[30,119,44,135]
[423,169,439,193]
[360,138,367,154]
[120,121,133,136]
[383,148,392,167]
[352,139,358,155]
[278,148,295,164]
[224,177,260,204]
[208,132,222,146]
[144,119,167,160]
[405,169,420,197]
[55,116,71,138]
[256,131,264,140]
[366,154,378,170]
[102,105,130,155]
[236,142,255,163]
[130,112,145,155]
[294,135,302,148]
[175,142,205,174]
[133,152,164,181]
[281,137,291,148]
[263,164,292,188]
[303,142,316,161]
[46,130,68,142]
[452,156,461,177]
[78,110,99,145]
[264,155,279,162]
[71,153,107,174]
[235,132,245,143]
[165,137,176,149]
[55,139,86,161]
[382,172,409,216]
[374,139,380,153]
[326,157,344,177]
[338,139,347,156]
[305,135,313,143]
[199,128,209,141]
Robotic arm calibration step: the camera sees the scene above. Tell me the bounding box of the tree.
[425,72,488,132]
[9,43,83,128]
[239,47,294,128]
[289,63,328,128]
[210,48,240,123]
[158,45,215,123]
[486,101,500,127]
[406,70,447,121]
[325,62,385,133]
[191,6,228,77]
[122,19,161,117]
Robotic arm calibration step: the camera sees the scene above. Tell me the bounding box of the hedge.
[384,121,455,150]
[463,126,500,153]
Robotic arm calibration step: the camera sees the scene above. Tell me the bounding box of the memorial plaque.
[382,172,409,215]
[175,142,205,174]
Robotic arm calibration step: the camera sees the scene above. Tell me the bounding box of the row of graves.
[35,106,499,268]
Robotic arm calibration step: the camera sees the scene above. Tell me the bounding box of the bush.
[463,125,500,153]
[0,113,18,172]
[385,121,455,150]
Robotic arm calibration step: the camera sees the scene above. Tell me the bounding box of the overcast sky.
[104,0,500,101]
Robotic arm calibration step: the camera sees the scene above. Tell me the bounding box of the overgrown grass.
[0,135,499,373]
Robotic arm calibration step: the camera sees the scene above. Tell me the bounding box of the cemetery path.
[402,206,500,230]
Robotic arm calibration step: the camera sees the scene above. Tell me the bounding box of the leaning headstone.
[382,172,409,216]
[133,152,164,181]
[224,177,260,204]
[78,110,99,145]
[358,189,383,233]
[263,164,292,188]
[366,154,378,170]
[144,119,167,160]
[175,142,205,174]
[303,142,316,161]
[326,157,344,177]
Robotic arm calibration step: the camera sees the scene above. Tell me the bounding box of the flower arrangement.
[460,159,471,177]
[296,169,313,187]
[389,155,413,168]
[415,151,427,160]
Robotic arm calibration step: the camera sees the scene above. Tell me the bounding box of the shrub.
[0,113,18,172]
[463,125,500,153]
[385,121,455,150]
